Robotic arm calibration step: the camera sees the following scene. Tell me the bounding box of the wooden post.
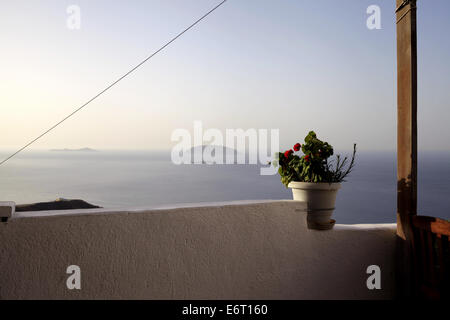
[395,0,417,298]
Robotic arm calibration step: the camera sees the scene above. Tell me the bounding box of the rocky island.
[16,198,101,212]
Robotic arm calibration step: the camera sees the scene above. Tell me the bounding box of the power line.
[0,0,228,167]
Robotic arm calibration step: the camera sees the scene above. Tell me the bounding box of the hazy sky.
[1,0,450,152]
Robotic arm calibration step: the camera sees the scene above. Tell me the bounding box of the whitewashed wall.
[0,201,396,299]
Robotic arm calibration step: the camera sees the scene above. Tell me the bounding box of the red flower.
[304,154,310,162]
[284,149,293,159]
[293,143,301,152]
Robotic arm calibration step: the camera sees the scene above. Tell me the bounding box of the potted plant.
[273,131,356,230]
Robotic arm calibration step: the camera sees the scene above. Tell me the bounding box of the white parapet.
[0,200,397,299]
[0,201,15,221]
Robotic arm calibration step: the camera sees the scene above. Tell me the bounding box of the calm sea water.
[0,150,449,224]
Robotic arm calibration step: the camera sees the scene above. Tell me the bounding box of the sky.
[1,0,450,152]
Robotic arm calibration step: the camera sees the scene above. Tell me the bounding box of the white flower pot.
[288,181,341,230]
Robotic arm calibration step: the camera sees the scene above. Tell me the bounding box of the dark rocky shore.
[16,198,101,212]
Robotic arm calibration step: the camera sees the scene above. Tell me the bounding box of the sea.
[0,150,449,224]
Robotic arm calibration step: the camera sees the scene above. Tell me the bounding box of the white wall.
[0,200,396,299]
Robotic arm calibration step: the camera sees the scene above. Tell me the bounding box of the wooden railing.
[412,216,450,299]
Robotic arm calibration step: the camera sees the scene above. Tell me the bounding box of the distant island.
[50,147,97,152]
[16,198,101,212]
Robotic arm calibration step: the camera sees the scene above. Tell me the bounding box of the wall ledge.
[0,200,396,299]
[11,199,306,219]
